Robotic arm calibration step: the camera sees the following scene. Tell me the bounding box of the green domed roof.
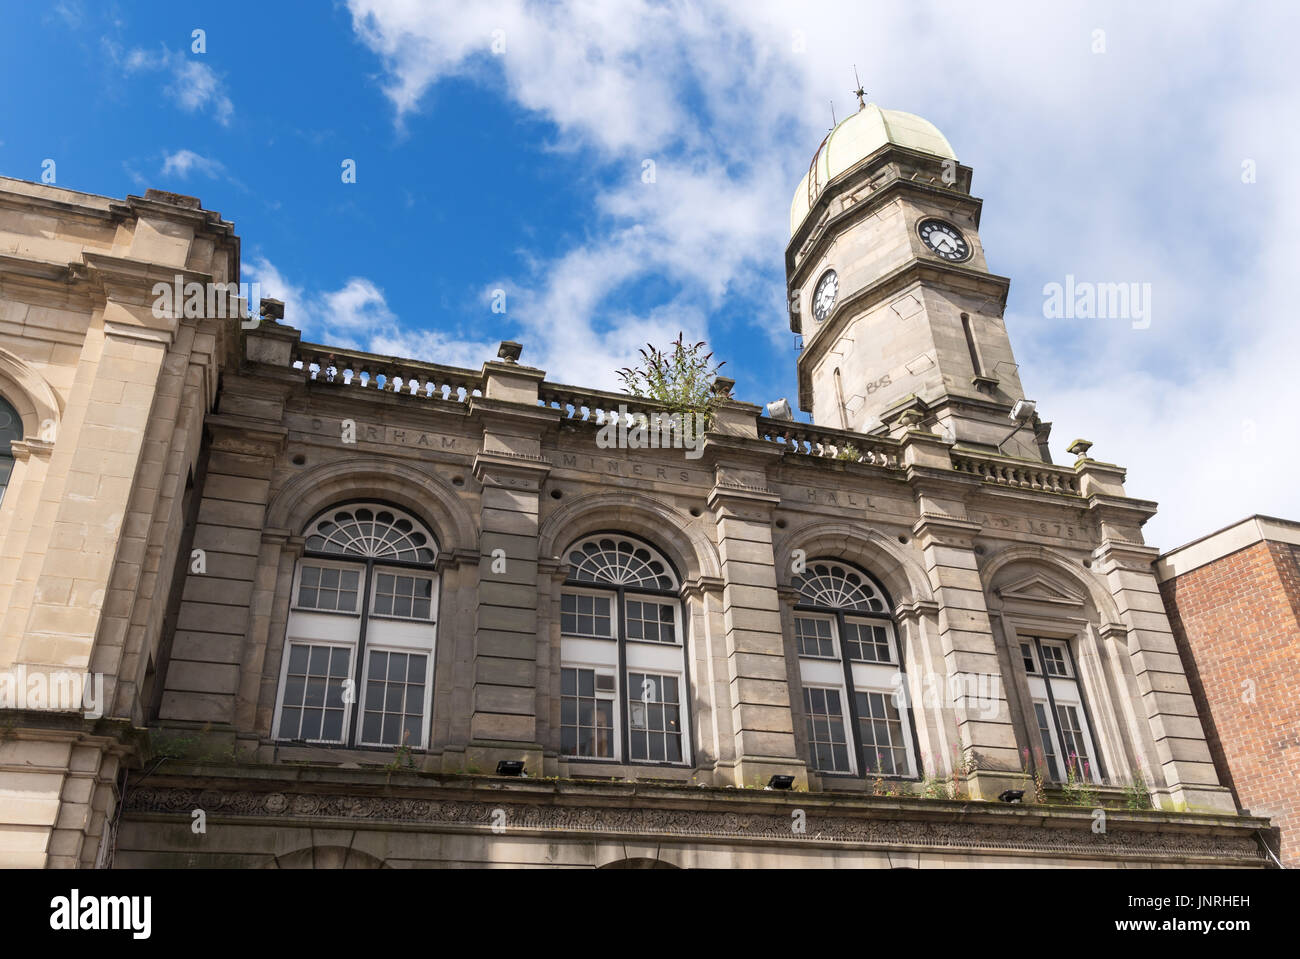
[790,103,957,236]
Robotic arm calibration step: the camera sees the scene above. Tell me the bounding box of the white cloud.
[341,0,1300,547]
[160,149,223,179]
[320,278,395,332]
[113,43,233,125]
[242,256,498,369]
[168,58,234,125]
[54,1,85,28]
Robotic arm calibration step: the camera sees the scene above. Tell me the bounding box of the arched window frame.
[558,532,692,767]
[1011,628,1105,785]
[792,559,920,780]
[272,502,440,750]
[0,394,22,509]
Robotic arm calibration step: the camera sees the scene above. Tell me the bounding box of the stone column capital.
[472,451,552,491]
[9,438,55,462]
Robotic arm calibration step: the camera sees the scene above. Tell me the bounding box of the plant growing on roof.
[616,332,727,421]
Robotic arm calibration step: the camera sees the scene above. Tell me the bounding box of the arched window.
[0,395,21,508]
[1018,637,1102,783]
[792,560,918,778]
[559,534,691,766]
[272,504,439,749]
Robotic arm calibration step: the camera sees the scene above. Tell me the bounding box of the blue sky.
[2,1,1297,548]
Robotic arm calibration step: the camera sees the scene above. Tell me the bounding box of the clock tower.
[787,102,1051,461]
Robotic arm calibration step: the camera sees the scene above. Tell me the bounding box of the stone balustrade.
[757,417,903,469]
[951,450,1082,495]
[293,342,485,403]
[537,381,679,425]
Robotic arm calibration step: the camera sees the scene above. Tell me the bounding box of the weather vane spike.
[829,99,836,129]
[853,64,867,111]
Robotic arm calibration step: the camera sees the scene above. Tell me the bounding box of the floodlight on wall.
[998,789,1025,803]
[496,760,526,777]
[996,399,1039,453]
[765,398,794,420]
[766,774,796,790]
[1009,399,1037,422]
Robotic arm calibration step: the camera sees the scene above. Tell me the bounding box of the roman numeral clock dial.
[917,217,972,262]
[812,269,838,322]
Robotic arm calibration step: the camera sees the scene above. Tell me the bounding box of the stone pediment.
[996,574,1086,608]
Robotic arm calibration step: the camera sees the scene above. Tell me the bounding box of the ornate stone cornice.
[472,451,552,490]
[120,777,1267,866]
[206,414,288,457]
[912,513,982,548]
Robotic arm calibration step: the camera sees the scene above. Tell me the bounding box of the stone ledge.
[118,764,1269,866]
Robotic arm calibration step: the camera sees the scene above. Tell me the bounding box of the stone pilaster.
[157,415,284,726]
[705,442,806,787]
[904,429,1020,795]
[465,355,557,771]
[1077,457,1234,812]
[1094,539,1235,812]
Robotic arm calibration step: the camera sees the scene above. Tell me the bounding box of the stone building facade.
[0,103,1273,868]
[1157,516,1300,867]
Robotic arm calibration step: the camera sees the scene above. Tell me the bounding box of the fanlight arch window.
[796,561,888,612]
[0,395,21,508]
[304,506,437,564]
[558,534,691,766]
[792,559,918,779]
[273,504,440,750]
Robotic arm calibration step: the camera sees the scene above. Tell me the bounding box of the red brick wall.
[1160,540,1300,866]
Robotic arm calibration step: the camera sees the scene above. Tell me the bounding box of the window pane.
[624,671,684,764]
[856,688,908,777]
[388,655,406,682]
[560,667,615,759]
[803,687,851,772]
[305,678,325,707]
[630,730,647,760]
[402,716,422,747]
[361,649,427,748]
[1034,701,1060,780]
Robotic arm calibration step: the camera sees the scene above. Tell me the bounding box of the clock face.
[812,269,839,322]
[917,218,971,262]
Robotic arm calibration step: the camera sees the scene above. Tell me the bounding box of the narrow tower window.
[960,313,985,378]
